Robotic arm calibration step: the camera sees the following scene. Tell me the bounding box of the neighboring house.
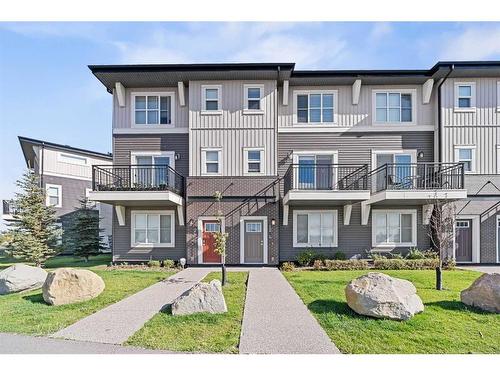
[88,62,498,265]
[2,136,114,254]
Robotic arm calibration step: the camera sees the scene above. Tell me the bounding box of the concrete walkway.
[239,268,339,354]
[0,333,174,354]
[458,265,500,274]
[52,267,210,345]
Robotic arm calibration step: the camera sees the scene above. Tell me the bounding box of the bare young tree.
[213,191,228,286]
[427,198,456,290]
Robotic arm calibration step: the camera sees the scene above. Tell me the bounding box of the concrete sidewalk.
[458,265,500,274]
[52,267,210,345]
[0,333,174,354]
[239,268,339,354]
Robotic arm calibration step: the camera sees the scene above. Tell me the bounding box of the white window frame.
[201,148,222,176]
[371,209,417,248]
[292,90,338,125]
[372,89,417,125]
[243,147,265,175]
[46,183,62,208]
[243,84,265,114]
[454,82,476,112]
[370,149,417,170]
[131,92,176,128]
[454,145,476,174]
[131,210,175,248]
[292,150,339,190]
[130,151,175,169]
[201,85,222,115]
[57,152,87,166]
[293,209,338,248]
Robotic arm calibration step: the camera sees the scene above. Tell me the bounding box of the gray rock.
[0,264,48,295]
[345,272,424,321]
[43,268,105,305]
[171,279,227,316]
[461,273,500,313]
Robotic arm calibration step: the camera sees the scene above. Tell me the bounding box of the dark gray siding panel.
[279,204,430,262]
[112,205,186,261]
[113,134,189,176]
[43,175,91,217]
[187,176,279,198]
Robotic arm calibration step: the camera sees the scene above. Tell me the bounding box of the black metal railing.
[2,199,17,216]
[92,165,185,195]
[283,164,368,195]
[368,163,464,193]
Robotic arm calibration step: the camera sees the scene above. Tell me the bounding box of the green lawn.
[284,270,500,354]
[127,272,248,353]
[0,254,173,336]
[0,253,112,270]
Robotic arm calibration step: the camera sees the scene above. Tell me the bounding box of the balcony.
[361,163,467,225]
[2,199,18,221]
[90,165,185,226]
[282,164,371,225]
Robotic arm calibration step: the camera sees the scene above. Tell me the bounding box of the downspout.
[437,64,454,163]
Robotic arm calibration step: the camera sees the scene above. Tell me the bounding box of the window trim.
[45,183,62,208]
[201,85,222,115]
[243,84,265,114]
[57,152,87,166]
[454,145,476,174]
[371,209,417,248]
[292,209,338,248]
[131,210,175,248]
[243,147,265,175]
[130,151,176,169]
[372,89,417,125]
[370,149,418,170]
[292,90,338,125]
[131,91,176,128]
[454,82,476,112]
[201,147,222,176]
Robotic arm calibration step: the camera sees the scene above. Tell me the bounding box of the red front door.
[202,220,222,263]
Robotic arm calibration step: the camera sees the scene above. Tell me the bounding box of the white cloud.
[0,22,106,41]
[369,22,393,41]
[439,25,500,60]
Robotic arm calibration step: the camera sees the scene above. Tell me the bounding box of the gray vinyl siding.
[112,205,186,262]
[279,84,436,128]
[279,204,430,261]
[189,80,277,176]
[112,134,189,177]
[113,87,189,130]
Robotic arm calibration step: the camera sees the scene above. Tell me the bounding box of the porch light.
[418,151,425,159]
[271,218,276,226]
[179,258,186,269]
[175,153,181,160]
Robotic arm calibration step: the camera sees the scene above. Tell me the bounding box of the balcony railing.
[283,164,368,195]
[368,163,464,194]
[2,199,17,216]
[92,165,185,195]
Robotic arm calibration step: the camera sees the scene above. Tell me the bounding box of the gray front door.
[244,220,264,263]
[455,220,472,262]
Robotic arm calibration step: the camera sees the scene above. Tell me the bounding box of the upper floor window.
[455,146,475,173]
[133,93,174,126]
[202,85,222,114]
[243,84,264,113]
[372,210,416,247]
[374,91,414,124]
[58,153,87,166]
[244,148,264,175]
[454,82,476,112]
[46,184,62,208]
[202,148,222,175]
[294,91,337,124]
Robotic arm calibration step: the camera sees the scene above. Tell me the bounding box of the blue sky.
[2,21,500,205]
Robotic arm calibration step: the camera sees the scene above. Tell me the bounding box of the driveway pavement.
[239,268,339,354]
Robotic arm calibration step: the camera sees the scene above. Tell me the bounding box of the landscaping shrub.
[324,259,369,271]
[147,260,161,268]
[390,252,404,259]
[312,259,324,270]
[312,253,327,262]
[162,259,175,268]
[280,262,295,272]
[373,258,440,270]
[422,250,439,259]
[297,250,316,266]
[333,251,346,260]
[443,257,456,270]
[406,248,425,260]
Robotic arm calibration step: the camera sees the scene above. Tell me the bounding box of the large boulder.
[0,264,48,295]
[345,272,424,321]
[461,273,500,313]
[42,268,105,306]
[171,279,227,316]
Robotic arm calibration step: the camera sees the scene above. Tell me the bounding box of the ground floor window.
[131,210,175,247]
[293,210,338,247]
[372,209,417,247]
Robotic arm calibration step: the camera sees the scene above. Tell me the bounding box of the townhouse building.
[88,61,499,265]
[2,136,113,253]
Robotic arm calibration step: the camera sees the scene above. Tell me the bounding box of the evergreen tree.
[5,170,61,267]
[66,197,106,261]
